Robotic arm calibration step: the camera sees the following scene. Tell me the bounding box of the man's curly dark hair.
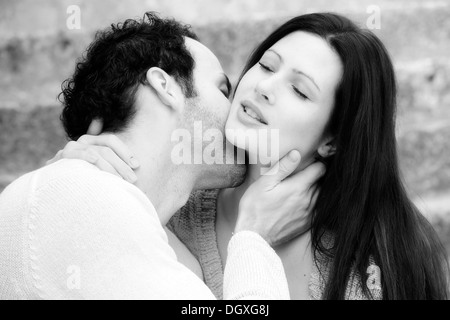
[60,12,199,140]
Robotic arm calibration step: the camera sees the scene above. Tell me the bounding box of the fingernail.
[288,150,300,162]
[129,157,140,168]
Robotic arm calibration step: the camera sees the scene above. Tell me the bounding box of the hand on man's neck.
[115,94,196,226]
[118,128,196,225]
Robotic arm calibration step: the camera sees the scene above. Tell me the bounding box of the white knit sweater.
[0,159,289,300]
[168,189,383,300]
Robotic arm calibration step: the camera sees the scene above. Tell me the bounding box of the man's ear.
[87,118,104,135]
[317,137,336,158]
[145,67,183,111]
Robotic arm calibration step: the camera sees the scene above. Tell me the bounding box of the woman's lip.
[241,100,268,125]
[237,103,268,126]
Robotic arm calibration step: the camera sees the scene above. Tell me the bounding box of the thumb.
[87,118,104,135]
[263,150,301,185]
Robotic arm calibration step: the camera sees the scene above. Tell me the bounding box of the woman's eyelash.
[292,85,308,100]
[258,62,272,72]
[258,62,308,100]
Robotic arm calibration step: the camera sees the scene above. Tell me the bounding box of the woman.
[50,13,449,299]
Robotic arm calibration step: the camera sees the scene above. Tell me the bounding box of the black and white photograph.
[0,0,449,303]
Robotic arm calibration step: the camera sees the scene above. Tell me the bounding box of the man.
[0,12,303,299]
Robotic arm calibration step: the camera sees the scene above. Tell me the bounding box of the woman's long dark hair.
[237,13,449,299]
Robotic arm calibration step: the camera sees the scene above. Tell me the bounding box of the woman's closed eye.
[259,62,273,72]
[292,85,309,100]
[259,62,309,100]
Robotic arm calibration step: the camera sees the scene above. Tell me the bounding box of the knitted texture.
[168,189,225,298]
[224,231,290,300]
[168,189,383,300]
[0,160,290,300]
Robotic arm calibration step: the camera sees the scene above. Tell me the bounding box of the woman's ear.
[145,67,183,111]
[317,137,336,158]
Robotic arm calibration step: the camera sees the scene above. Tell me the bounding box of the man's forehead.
[184,37,224,74]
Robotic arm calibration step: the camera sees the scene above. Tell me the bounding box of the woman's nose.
[255,79,275,105]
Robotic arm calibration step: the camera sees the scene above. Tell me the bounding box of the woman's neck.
[216,163,266,265]
[217,163,265,229]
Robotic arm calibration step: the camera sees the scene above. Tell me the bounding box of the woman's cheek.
[277,114,312,158]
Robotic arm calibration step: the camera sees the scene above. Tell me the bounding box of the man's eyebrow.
[267,49,321,92]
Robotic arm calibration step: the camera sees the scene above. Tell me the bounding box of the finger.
[286,161,326,188]
[307,188,319,211]
[87,118,104,135]
[60,147,99,164]
[60,148,131,182]
[262,150,301,185]
[78,134,139,169]
[91,156,123,179]
[48,140,90,165]
[97,146,138,183]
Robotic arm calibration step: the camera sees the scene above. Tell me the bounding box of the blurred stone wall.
[0,0,449,251]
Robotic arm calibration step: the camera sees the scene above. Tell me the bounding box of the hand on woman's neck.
[217,154,316,228]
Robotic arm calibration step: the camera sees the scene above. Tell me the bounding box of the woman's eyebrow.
[293,69,321,92]
[267,49,321,92]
